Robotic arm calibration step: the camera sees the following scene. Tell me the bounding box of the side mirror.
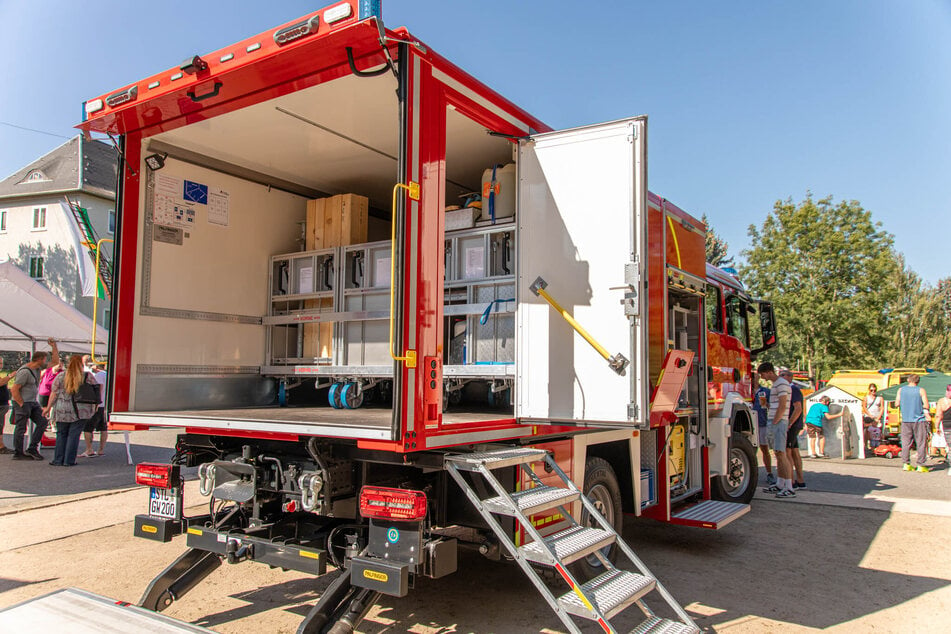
[751,301,778,358]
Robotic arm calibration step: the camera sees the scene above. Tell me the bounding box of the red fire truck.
[78,4,776,633]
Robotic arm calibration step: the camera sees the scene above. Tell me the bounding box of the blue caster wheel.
[340,382,364,409]
[328,383,343,409]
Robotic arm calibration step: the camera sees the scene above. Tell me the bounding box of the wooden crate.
[303,194,368,360]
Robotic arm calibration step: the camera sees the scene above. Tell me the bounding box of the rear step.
[670,500,749,529]
[445,447,699,634]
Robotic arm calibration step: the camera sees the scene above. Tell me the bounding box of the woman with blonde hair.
[42,355,99,466]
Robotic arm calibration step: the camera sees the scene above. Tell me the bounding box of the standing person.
[935,386,951,475]
[780,369,806,489]
[43,356,99,466]
[758,362,795,498]
[751,372,776,486]
[83,363,108,456]
[895,374,932,472]
[0,359,13,454]
[862,384,885,450]
[934,385,951,464]
[9,349,51,460]
[37,339,62,409]
[805,396,844,458]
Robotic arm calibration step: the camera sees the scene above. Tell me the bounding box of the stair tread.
[520,525,615,565]
[558,569,656,619]
[630,616,699,634]
[446,448,548,471]
[483,485,579,516]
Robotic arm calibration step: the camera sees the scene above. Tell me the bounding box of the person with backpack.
[43,355,100,467]
[9,344,53,460]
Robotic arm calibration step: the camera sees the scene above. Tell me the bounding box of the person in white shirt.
[81,364,109,457]
[758,362,795,498]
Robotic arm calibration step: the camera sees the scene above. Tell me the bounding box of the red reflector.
[359,486,427,521]
[135,463,179,489]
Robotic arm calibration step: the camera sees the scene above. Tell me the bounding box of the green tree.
[883,264,951,369]
[740,195,896,380]
[702,214,733,267]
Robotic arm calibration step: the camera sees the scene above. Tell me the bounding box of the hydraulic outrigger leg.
[138,548,223,612]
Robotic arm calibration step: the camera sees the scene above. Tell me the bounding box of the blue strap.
[488,164,499,224]
[480,298,516,325]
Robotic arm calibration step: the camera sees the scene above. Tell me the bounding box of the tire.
[884,451,894,459]
[571,457,623,580]
[712,433,757,504]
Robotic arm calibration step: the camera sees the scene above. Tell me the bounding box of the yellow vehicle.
[826,368,936,438]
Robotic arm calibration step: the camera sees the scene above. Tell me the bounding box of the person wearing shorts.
[805,395,843,458]
[758,362,794,498]
[780,370,806,489]
[751,373,775,485]
[81,364,108,457]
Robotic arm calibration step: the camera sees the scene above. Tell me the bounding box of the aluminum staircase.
[444,448,699,634]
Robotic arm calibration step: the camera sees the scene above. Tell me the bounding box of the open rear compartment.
[118,59,520,439]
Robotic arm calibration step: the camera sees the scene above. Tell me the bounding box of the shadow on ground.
[0,430,182,502]
[193,502,950,633]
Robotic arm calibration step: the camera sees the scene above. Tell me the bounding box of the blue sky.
[1,1,948,284]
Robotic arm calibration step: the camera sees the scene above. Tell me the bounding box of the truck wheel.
[572,457,623,580]
[712,433,757,504]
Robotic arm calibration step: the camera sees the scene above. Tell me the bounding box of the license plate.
[149,487,180,520]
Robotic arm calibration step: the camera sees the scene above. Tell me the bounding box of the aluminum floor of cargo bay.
[110,406,515,441]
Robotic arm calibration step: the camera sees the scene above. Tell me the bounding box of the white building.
[0,136,117,328]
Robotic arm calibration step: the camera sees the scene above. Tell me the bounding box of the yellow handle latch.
[530,276,629,376]
[389,182,420,368]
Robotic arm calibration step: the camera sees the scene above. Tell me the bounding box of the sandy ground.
[1,432,949,633]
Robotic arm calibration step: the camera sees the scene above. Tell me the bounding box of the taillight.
[359,486,427,521]
[135,463,180,489]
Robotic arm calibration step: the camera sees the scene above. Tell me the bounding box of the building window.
[0,210,6,232]
[32,207,46,229]
[26,170,46,182]
[108,209,116,234]
[29,256,44,279]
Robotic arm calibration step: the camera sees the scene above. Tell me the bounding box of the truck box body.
[81,8,659,449]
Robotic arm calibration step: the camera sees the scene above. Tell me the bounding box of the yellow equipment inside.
[667,424,686,486]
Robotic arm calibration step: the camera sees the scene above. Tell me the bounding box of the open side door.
[516,117,649,427]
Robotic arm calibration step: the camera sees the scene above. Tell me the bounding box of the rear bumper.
[185,525,327,575]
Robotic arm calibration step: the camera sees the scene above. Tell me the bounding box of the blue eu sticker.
[386,527,399,543]
[183,180,208,205]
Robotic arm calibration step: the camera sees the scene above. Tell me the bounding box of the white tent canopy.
[0,261,108,354]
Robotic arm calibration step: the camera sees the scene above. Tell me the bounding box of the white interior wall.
[129,156,305,407]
